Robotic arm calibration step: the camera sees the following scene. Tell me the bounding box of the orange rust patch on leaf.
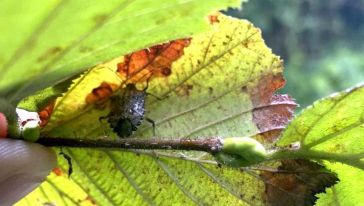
[248,74,297,142]
[52,167,63,176]
[38,101,56,128]
[117,39,191,83]
[261,160,338,206]
[85,82,119,105]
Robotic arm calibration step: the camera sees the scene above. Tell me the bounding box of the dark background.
[226,0,364,110]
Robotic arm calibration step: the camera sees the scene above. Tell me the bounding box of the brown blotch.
[85,82,119,105]
[37,47,62,62]
[261,159,338,206]
[161,67,172,76]
[38,100,56,128]
[247,74,297,142]
[117,38,191,83]
[249,75,286,105]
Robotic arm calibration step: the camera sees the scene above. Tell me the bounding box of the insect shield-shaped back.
[107,84,147,138]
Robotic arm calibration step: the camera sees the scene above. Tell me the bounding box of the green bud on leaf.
[214,137,268,167]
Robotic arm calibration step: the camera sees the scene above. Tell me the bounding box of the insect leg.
[99,115,112,137]
[145,117,156,136]
[142,76,167,100]
[59,147,73,177]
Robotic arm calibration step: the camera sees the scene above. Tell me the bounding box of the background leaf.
[0,0,242,104]
[276,84,364,205]
[17,14,298,206]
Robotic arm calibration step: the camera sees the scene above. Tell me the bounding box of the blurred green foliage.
[226,0,364,109]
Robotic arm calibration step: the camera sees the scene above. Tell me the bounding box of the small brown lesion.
[93,13,108,24]
[208,87,214,95]
[208,14,220,24]
[37,47,62,62]
[82,196,97,205]
[241,86,247,93]
[174,84,194,97]
[51,167,63,176]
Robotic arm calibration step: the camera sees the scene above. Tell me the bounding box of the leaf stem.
[36,137,224,154]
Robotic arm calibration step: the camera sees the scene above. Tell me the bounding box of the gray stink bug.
[103,83,155,138]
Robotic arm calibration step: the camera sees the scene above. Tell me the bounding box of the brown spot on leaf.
[261,159,338,206]
[208,14,220,24]
[93,13,108,24]
[37,47,62,62]
[43,202,56,206]
[85,82,119,105]
[175,84,194,97]
[117,38,191,83]
[83,196,97,205]
[208,87,214,94]
[248,74,297,142]
[52,167,63,176]
[38,101,56,128]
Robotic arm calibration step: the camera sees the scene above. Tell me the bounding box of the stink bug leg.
[59,148,73,177]
[145,117,156,136]
[142,76,167,101]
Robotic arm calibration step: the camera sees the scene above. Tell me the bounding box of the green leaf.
[17,14,298,205]
[276,84,364,205]
[0,0,242,104]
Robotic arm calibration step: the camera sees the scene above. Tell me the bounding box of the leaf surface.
[0,0,241,103]
[17,14,299,206]
[276,84,364,205]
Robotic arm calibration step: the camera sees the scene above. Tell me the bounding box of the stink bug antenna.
[142,76,166,101]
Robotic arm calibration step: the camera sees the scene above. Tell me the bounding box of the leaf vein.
[155,158,205,206]
[105,151,156,206]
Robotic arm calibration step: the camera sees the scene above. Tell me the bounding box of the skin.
[0,139,56,205]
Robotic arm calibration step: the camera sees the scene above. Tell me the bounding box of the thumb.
[0,138,56,205]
